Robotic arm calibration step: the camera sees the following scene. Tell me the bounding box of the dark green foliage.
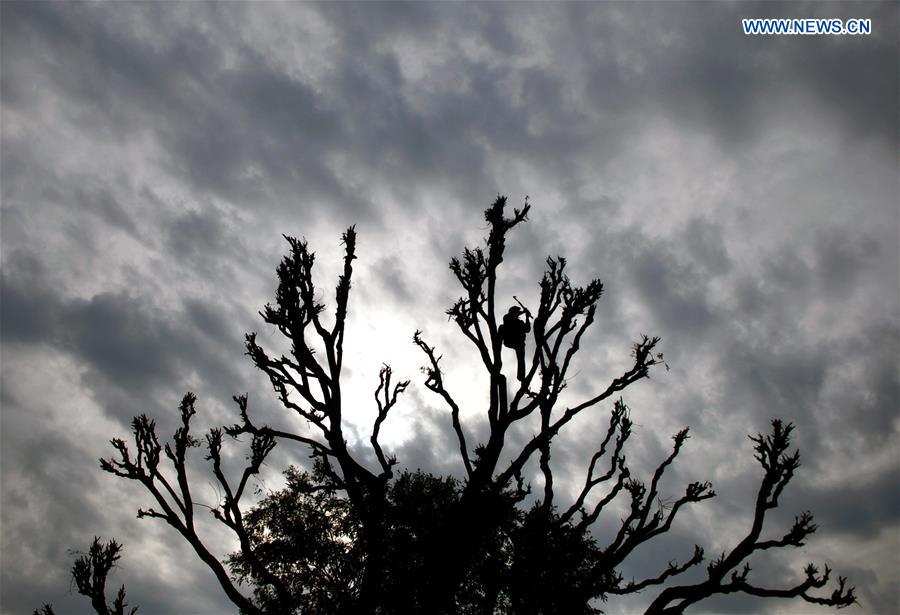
[507,507,610,615]
[228,468,617,614]
[227,464,363,613]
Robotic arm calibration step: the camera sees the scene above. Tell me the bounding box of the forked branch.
[644,421,857,614]
[371,364,409,477]
[100,394,266,615]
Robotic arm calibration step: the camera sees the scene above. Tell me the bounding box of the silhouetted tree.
[36,537,136,615]
[50,196,856,614]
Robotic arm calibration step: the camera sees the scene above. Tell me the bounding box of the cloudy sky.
[1,2,897,613]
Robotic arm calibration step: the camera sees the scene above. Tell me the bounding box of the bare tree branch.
[562,399,632,525]
[371,364,408,477]
[100,396,264,615]
[611,545,705,595]
[414,331,473,478]
[497,335,664,488]
[644,421,857,614]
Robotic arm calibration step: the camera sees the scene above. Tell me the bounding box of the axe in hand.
[512,295,532,319]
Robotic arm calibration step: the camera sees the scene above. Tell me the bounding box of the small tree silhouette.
[48,196,856,614]
[36,537,136,615]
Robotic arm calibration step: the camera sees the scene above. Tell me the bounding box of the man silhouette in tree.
[499,304,531,381]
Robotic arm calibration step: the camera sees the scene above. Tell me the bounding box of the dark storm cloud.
[370,255,417,307]
[788,464,900,541]
[60,182,140,238]
[812,227,881,296]
[1,1,203,138]
[165,205,246,282]
[760,1,899,147]
[631,245,720,339]
[2,1,366,221]
[67,293,182,391]
[1,250,248,427]
[184,296,234,343]
[0,390,111,615]
[1,422,102,538]
[573,1,900,153]
[0,261,57,346]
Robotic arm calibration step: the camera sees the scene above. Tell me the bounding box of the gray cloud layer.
[2,2,897,613]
